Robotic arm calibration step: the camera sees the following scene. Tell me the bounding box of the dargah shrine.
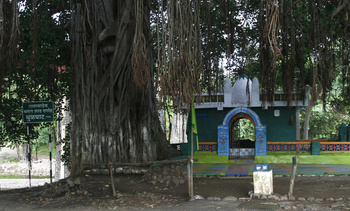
[178,75,309,159]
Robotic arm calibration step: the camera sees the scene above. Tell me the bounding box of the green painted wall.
[253,107,296,142]
[190,107,296,143]
[195,109,227,142]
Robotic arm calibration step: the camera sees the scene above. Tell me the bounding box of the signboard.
[23,101,54,123]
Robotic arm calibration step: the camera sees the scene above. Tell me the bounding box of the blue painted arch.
[222,107,262,127]
[217,107,267,156]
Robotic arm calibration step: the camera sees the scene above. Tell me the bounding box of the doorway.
[229,113,255,159]
[217,107,267,156]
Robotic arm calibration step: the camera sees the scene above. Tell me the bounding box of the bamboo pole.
[188,126,194,197]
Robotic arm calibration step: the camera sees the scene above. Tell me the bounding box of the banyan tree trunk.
[69,0,167,175]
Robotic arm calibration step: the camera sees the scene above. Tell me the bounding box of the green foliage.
[300,102,350,140]
[301,71,350,140]
[21,124,57,159]
[0,0,70,149]
[198,0,261,92]
[33,126,50,145]
[32,142,56,157]
[232,119,255,141]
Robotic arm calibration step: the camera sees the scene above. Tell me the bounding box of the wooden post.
[108,163,117,197]
[288,146,300,197]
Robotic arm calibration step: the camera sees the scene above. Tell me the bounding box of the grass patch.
[192,151,350,164]
[256,151,350,164]
[0,175,26,179]
[191,151,249,163]
[32,143,56,157]
[0,175,52,179]
[321,151,350,156]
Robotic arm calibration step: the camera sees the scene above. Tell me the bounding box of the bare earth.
[0,146,55,178]
[0,174,350,210]
[1,147,350,210]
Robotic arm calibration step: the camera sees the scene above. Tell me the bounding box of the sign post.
[23,101,54,184]
[49,125,52,183]
[27,125,31,187]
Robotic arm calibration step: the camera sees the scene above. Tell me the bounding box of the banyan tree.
[69,0,202,174]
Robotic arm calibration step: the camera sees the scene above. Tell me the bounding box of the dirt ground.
[1,147,350,210]
[1,173,350,210]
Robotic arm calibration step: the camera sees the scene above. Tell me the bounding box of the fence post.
[288,147,300,197]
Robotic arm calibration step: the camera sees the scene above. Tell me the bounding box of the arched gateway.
[217,107,266,156]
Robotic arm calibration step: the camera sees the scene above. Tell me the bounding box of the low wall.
[142,164,187,186]
[82,163,188,186]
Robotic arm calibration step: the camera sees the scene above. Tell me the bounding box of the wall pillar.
[339,123,347,142]
[255,126,267,155]
[296,108,300,140]
[217,126,229,155]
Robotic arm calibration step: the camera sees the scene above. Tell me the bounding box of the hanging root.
[156,0,203,112]
[132,0,151,90]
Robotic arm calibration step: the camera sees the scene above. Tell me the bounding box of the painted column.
[217,126,229,155]
[255,126,267,155]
